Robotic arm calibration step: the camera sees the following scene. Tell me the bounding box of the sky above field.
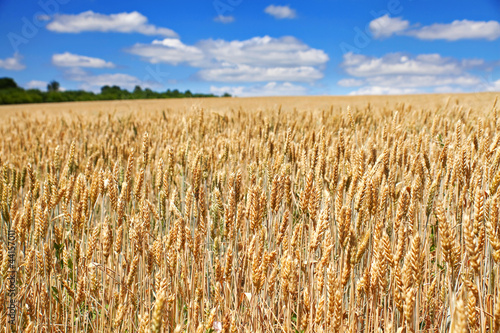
[0,0,499,96]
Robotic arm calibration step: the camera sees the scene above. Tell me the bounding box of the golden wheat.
[0,94,499,332]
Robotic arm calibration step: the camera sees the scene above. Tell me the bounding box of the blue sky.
[0,0,499,96]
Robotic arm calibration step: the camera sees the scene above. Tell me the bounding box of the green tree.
[133,85,143,94]
[0,77,220,105]
[47,80,60,92]
[0,77,18,90]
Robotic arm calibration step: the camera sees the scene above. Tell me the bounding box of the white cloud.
[52,52,115,68]
[369,14,410,39]
[199,65,323,82]
[210,82,307,97]
[64,68,159,92]
[25,80,66,91]
[368,15,500,41]
[433,86,465,93]
[199,36,328,67]
[127,35,328,82]
[0,53,25,71]
[342,52,464,77]
[338,78,364,87]
[348,86,419,95]
[25,80,48,90]
[79,73,146,90]
[46,11,178,38]
[340,52,496,95]
[69,73,158,91]
[264,5,297,19]
[485,79,500,92]
[363,74,482,88]
[128,38,205,66]
[406,19,500,41]
[214,15,235,24]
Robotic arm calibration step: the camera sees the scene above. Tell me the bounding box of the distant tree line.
[0,77,231,105]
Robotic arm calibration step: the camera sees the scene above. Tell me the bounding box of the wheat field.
[0,93,499,332]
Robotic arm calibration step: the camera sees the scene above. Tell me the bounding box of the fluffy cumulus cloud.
[369,15,500,41]
[127,35,328,82]
[210,82,307,97]
[0,53,25,71]
[64,67,159,92]
[406,19,500,41]
[25,80,48,90]
[198,36,328,67]
[342,53,467,77]
[339,52,496,95]
[433,86,465,93]
[46,11,178,38]
[128,38,205,66]
[198,65,323,82]
[369,15,409,39]
[363,74,482,88]
[337,78,364,87]
[348,86,419,96]
[264,5,297,19]
[50,52,156,91]
[52,52,115,68]
[488,79,500,91]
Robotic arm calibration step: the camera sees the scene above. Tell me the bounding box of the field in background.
[0,92,499,332]
[0,92,497,119]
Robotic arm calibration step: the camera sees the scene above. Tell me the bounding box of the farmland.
[0,92,499,332]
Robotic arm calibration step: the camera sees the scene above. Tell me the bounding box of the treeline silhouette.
[0,77,230,105]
